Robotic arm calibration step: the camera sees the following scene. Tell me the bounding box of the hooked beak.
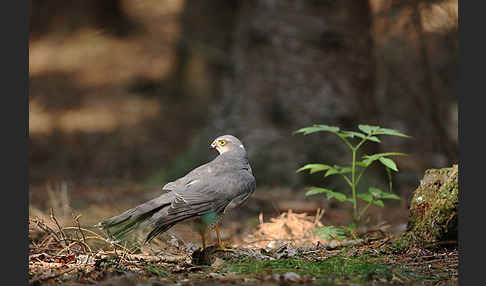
[210,141,217,149]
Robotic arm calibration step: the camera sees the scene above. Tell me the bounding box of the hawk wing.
[145,170,255,242]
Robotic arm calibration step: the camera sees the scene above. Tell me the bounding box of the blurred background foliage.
[29,0,457,212]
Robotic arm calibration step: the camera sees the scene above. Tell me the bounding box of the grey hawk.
[97,135,256,249]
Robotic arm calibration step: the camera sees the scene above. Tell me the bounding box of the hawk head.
[210,135,245,154]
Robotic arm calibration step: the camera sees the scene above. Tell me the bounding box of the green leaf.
[355,161,368,167]
[362,152,408,160]
[367,136,381,143]
[361,152,407,167]
[324,168,339,177]
[380,193,402,200]
[373,200,385,207]
[323,165,352,177]
[379,157,398,171]
[315,226,350,240]
[374,127,410,138]
[342,130,381,143]
[357,193,373,203]
[368,187,384,196]
[306,188,350,203]
[358,125,380,135]
[305,187,334,196]
[368,187,402,200]
[341,131,367,139]
[294,124,340,135]
[296,164,332,174]
[327,191,349,202]
[324,168,351,177]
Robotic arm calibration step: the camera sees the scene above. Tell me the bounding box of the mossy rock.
[398,164,458,247]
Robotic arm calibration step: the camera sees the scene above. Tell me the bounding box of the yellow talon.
[214,225,234,251]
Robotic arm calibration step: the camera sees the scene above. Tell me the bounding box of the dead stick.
[29,266,77,285]
[73,214,87,244]
[406,258,450,266]
[50,208,67,247]
[424,240,457,248]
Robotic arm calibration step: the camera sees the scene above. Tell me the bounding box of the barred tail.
[96,195,171,241]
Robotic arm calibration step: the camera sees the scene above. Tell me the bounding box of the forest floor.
[28,184,458,285]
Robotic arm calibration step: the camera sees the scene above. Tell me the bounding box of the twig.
[374,237,390,249]
[423,240,457,249]
[323,238,368,250]
[418,253,456,260]
[37,234,56,251]
[405,258,449,266]
[313,208,324,225]
[73,215,87,243]
[55,240,92,256]
[245,237,320,243]
[61,226,133,253]
[29,266,77,285]
[50,208,67,247]
[96,251,187,264]
[33,218,55,236]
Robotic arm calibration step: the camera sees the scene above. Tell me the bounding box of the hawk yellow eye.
[218,140,226,146]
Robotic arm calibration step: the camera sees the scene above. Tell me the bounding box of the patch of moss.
[405,164,458,246]
[220,256,396,283]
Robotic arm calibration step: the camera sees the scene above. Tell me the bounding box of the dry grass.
[240,209,327,249]
[28,205,458,285]
[28,208,191,285]
[28,186,455,285]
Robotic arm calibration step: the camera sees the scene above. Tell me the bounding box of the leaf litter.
[29,209,458,285]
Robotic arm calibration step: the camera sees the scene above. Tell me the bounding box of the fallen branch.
[29,266,77,285]
[423,240,457,249]
[320,238,368,250]
[96,251,188,264]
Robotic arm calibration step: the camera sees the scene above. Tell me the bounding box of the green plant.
[295,124,409,224]
[315,225,352,240]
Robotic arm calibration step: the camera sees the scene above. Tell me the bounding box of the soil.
[29,184,457,286]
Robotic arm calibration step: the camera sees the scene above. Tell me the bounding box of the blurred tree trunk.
[147,0,243,176]
[369,0,458,171]
[410,0,459,161]
[207,0,376,185]
[170,0,240,100]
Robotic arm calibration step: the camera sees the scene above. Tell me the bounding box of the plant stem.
[356,166,368,186]
[358,200,373,220]
[340,174,353,187]
[351,148,358,221]
[335,132,353,150]
[352,134,372,223]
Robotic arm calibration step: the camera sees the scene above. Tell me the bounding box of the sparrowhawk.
[97,135,256,249]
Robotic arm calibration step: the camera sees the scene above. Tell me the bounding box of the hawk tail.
[96,195,171,241]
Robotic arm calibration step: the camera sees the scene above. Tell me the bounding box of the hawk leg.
[199,229,206,249]
[214,225,233,251]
